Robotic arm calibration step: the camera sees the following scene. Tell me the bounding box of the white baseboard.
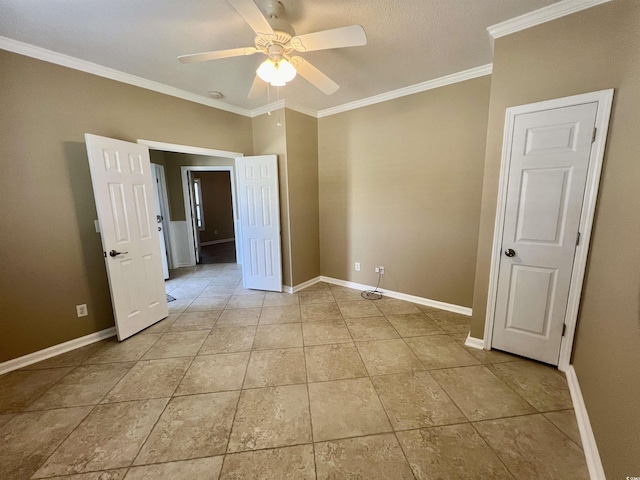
[565,365,605,480]
[319,276,472,316]
[200,238,234,246]
[464,333,484,350]
[289,276,322,294]
[0,327,116,375]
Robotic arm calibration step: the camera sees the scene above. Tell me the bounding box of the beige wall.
[193,171,234,243]
[0,50,253,362]
[285,109,320,285]
[469,1,640,476]
[318,77,491,306]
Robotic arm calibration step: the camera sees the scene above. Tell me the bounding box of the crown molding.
[487,0,611,39]
[316,64,492,118]
[250,99,286,117]
[0,36,253,117]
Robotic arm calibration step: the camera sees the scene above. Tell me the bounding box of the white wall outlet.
[375,266,385,274]
[355,262,361,271]
[76,304,88,317]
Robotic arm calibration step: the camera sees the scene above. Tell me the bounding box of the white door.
[492,102,598,365]
[151,164,169,279]
[85,134,168,340]
[187,171,202,263]
[236,155,282,291]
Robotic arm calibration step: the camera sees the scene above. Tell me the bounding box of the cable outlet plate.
[375,266,385,274]
[76,304,88,317]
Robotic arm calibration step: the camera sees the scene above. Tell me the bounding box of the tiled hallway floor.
[1,264,589,479]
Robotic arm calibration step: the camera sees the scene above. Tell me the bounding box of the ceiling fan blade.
[178,47,257,64]
[290,25,367,52]
[248,75,268,99]
[228,0,275,36]
[290,56,339,95]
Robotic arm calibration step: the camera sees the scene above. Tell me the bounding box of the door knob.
[504,249,516,257]
[109,250,128,257]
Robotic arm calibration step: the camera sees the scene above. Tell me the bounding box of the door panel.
[86,134,168,341]
[492,102,598,365]
[237,155,282,292]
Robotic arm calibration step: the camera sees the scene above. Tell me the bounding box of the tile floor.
[0,263,589,479]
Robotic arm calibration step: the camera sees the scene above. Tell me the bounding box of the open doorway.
[137,139,244,269]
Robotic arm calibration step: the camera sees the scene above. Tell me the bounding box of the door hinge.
[562,323,567,336]
[576,231,581,246]
[592,127,597,143]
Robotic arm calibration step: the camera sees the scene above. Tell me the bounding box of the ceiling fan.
[178,0,367,98]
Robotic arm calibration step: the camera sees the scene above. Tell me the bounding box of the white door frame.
[137,139,244,267]
[483,89,614,372]
[181,166,241,266]
[151,163,173,270]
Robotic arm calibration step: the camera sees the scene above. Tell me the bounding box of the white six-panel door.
[236,155,282,291]
[492,102,598,365]
[85,134,168,340]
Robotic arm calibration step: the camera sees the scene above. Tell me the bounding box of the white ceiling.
[0,0,563,113]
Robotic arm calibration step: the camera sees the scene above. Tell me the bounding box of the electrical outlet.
[355,262,361,271]
[375,266,385,275]
[76,304,88,317]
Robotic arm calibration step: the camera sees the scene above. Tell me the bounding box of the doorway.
[483,89,613,371]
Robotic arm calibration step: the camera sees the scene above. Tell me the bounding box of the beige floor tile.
[84,335,162,364]
[227,385,312,452]
[34,398,168,477]
[328,285,365,302]
[0,368,73,413]
[428,310,471,333]
[209,276,242,286]
[45,470,127,479]
[226,294,265,310]
[27,363,133,409]
[544,409,583,447]
[345,316,400,341]
[447,329,469,344]
[298,282,330,291]
[216,307,261,327]
[259,304,301,324]
[127,457,223,480]
[102,358,191,402]
[465,346,520,364]
[0,414,14,428]
[375,298,422,316]
[141,314,179,334]
[308,377,391,442]
[385,313,444,337]
[169,311,220,331]
[168,298,194,314]
[244,348,306,388]
[134,392,239,465]
[356,339,424,376]
[22,341,107,369]
[474,414,589,479]
[142,331,209,359]
[304,344,367,382]
[315,433,414,480]
[300,303,343,322]
[187,296,231,312]
[372,371,466,430]
[253,324,303,350]
[200,284,237,296]
[232,284,263,295]
[263,292,300,307]
[397,424,514,479]
[337,300,382,318]
[170,284,208,299]
[488,360,573,411]
[220,444,315,480]
[298,290,335,305]
[302,320,352,346]
[405,335,480,369]
[176,352,249,395]
[413,303,446,315]
[431,365,536,421]
[0,407,92,480]
[199,326,256,354]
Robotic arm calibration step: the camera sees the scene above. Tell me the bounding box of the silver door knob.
[109,250,128,257]
[504,249,516,257]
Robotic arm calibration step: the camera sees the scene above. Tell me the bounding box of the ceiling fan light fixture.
[257,58,296,86]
